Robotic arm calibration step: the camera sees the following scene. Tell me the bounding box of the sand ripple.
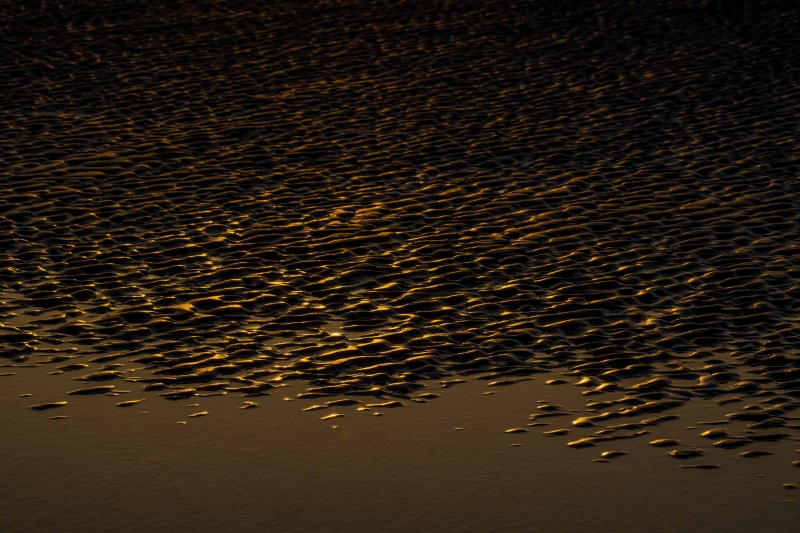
[1,0,799,466]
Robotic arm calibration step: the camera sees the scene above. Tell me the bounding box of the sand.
[2,371,799,533]
[1,0,799,531]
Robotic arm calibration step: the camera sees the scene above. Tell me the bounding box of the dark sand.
[2,0,800,531]
[3,370,799,533]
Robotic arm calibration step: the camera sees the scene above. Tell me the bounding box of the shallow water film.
[1,0,799,531]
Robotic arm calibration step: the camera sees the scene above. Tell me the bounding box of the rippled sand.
[2,0,799,531]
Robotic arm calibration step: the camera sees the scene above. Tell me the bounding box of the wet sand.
[2,371,799,533]
[2,0,800,531]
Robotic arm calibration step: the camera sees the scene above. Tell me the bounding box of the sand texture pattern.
[2,0,800,469]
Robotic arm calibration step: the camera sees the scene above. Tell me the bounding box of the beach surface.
[1,0,799,531]
[2,370,799,533]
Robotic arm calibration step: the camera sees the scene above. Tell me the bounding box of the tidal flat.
[1,0,799,531]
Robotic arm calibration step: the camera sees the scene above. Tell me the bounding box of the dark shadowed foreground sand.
[1,0,799,531]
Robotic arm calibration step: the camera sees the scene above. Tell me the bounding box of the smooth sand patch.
[2,368,797,533]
